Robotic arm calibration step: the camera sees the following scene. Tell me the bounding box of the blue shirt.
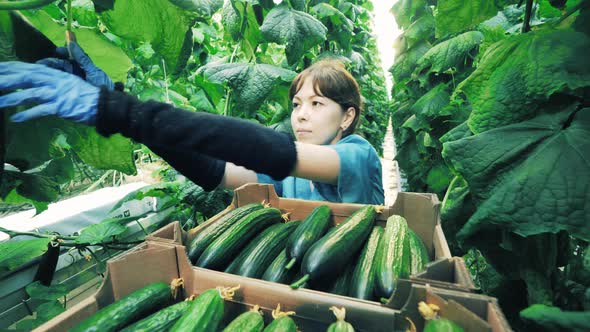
[257,134,384,204]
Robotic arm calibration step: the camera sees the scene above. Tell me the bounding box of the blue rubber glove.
[36,41,114,91]
[0,61,100,124]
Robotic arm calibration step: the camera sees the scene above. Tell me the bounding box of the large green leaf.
[391,0,427,30]
[440,121,473,144]
[390,41,431,82]
[64,125,136,175]
[99,0,195,74]
[410,83,451,119]
[76,221,127,245]
[168,0,223,15]
[403,10,435,48]
[415,31,484,75]
[221,0,262,58]
[311,3,354,32]
[0,238,51,273]
[260,3,327,65]
[435,0,508,38]
[458,30,590,134]
[15,300,65,330]
[72,0,98,27]
[443,108,590,242]
[520,304,590,331]
[201,62,296,113]
[18,10,131,82]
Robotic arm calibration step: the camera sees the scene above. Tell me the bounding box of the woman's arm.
[221,142,341,189]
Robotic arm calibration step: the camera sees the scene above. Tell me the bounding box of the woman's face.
[291,78,351,145]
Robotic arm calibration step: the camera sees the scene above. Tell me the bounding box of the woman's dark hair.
[289,59,362,137]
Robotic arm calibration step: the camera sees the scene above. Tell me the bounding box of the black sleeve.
[95,88,297,181]
[148,144,226,191]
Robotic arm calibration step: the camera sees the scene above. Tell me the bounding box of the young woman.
[0,43,384,204]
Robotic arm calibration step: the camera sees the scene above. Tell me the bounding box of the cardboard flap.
[233,183,280,207]
[394,283,493,332]
[412,257,477,291]
[425,286,491,332]
[108,244,180,300]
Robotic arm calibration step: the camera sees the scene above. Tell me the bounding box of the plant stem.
[522,0,534,33]
[557,0,589,25]
[66,0,73,32]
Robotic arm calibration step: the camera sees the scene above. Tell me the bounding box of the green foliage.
[444,107,589,242]
[458,29,590,134]
[520,304,590,331]
[390,0,590,328]
[75,221,127,245]
[260,3,327,65]
[0,238,51,273]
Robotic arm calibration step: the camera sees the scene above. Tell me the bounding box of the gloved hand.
[36,41,115,91]
[0,61,100,124]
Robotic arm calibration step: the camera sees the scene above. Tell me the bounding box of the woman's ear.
[341,107,356,130]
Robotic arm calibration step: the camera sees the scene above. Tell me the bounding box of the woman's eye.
[312,101,322,106]
[292,102,300,108]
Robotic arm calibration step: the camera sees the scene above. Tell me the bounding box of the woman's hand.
[37,41,115,91]
[0,61,100,124]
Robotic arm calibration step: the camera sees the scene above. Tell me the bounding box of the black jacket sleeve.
[95,88,297,185]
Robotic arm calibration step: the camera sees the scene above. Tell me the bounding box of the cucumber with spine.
[222,305,264,332]
[290,206,377,289]
[407,228,430,275]
[196,208,283,270]
[284,205,332,269]
[375,215,411,298]
[348,226,383,300]
[169,288,230,331]
[69,282,172,332]
[262,249,298,284]
[225,220,300,278]
[187,203,263,263]
[119,301,190,332]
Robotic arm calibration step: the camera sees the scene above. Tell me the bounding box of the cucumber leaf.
[458,30,590,134]
[415,31,484,75]
[392,0,427,30]
[0,238,51,273]
[260,3,327,65]
[443,107,590,242]
[76,221,127,245]
[26,281,69,300]
[201,62,296,114]
[435,0,517,37]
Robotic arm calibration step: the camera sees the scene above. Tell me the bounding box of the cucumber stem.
[284,257,296,270]
[289,274,309,289]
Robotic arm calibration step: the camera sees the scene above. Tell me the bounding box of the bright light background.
[370,0,401,99]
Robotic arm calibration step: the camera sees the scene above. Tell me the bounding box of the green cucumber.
[348,226,383,300]
[222,305,264,332]
[262,249,298,284]
[187,203,263,264]
[69,282,172,332]
[284,205,332,270]
[375,215,410,299]
[326,307,355,332]
[407,229,430,275]
[263,305,297,332]
[327,263,354,296]
[119,301,190,332]
[424,318,464,332]
[170,287,232,332]
[196,208,283,270]
[225,221,300,278]
[290,206,377,289]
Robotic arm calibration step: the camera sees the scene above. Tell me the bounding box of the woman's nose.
[296,103,311,121]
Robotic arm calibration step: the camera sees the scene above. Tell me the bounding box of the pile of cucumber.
[186,203,430,302]
[69,280,357,332]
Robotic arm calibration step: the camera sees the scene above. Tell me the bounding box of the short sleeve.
[313,138,384,204]
[256,173,283,197]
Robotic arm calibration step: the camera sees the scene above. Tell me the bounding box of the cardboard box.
[35,241,510,332]
[388,280,512,332]
[147,183,476,292]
